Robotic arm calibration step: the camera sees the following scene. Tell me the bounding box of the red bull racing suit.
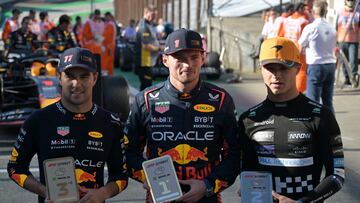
[239,94,345,202]
[125,79,241,203]
[7,102,128,203]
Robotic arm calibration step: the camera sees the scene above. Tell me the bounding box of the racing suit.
[47,26,77,52]
[135,18,160,90]
[239,94,345,202]
[7,102,128,203]
[5,29,38,54]
[125,79,241,203]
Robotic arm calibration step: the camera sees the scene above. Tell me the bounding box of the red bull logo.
[9,148,19,162]
[116,180,128,192]
[75,169,96,183]
[11,173,27,187]
[158,144,208,165]
[214,179,228,193]
[132,169,145,182]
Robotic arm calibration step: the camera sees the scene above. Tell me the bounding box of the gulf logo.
[193,104,215,113]
[88,131,103,139]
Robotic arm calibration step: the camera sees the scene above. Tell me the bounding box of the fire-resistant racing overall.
[239,94,345,202]
[125,79,241,203]
[7,102,128,203]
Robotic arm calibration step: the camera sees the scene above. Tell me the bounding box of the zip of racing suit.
[7,102,128,203]
[239,94,345,202]
[125,79,241,202]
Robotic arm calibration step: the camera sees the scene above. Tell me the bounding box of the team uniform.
[125,79,240,202]
[2,18,20,42]
[336,7,360,84]
[47,26,77,52]
[5,29,38,53]
[135,18,160,90]
[239,94,345,202]
[7,102,128,203]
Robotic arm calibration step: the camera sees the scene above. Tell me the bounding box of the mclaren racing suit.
[239,94,345,202]
[7,102,128,203]
[125,79,241,203]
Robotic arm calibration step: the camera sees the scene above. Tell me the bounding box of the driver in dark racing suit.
[239,37,344,202]
[7,48,128,203]
[125,29,240,203]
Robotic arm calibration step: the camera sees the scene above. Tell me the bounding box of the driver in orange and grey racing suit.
[125,28,241,203]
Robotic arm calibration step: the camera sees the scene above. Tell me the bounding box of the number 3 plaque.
[43,157,79,202]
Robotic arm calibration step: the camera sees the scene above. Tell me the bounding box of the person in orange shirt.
[82,9,104,57]
[2,9,21,42]
[336,0,360,85]
[28,9,40,36]
[273,4,294,37]
[279,3,309,93]
[101,12,116,76]
[38,11,55,41]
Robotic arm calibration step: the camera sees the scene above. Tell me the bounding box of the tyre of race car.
[121,44,134,71]
[102,76,130,121]
[205,51,221,80]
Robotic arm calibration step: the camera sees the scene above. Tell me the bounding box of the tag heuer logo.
[57,126,70,136]
[155,101,170,114]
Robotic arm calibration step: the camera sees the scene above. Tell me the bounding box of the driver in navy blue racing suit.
[239,37,345,203]
[7,47,128,203]
[125,28,241,203]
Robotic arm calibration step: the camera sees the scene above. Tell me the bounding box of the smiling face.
[261,63,300,102]
[59,67,98,112]
[162,50,205,92]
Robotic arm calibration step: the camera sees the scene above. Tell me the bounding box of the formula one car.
[0,48,131,126]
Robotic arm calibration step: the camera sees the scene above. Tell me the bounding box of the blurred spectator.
[2,8,21,42]
[82,9,104,55]
[249,9,276,59]
[102,12,116,76]
[123,19,136,43]
[38,11,55,41]
[274,3,294,37]
[261,8,277,39]
[299,0,337,112]
[5,17,38,53]
[47,14,76,52]
[336,0,360,85]
[280,2,309,93]
[135,4,160,90]
[304,0,315,22]
[156,18,166,39]
[28,9,40,36]
[72,16,83,47]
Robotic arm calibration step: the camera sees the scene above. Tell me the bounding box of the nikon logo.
[193,104,215,113]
